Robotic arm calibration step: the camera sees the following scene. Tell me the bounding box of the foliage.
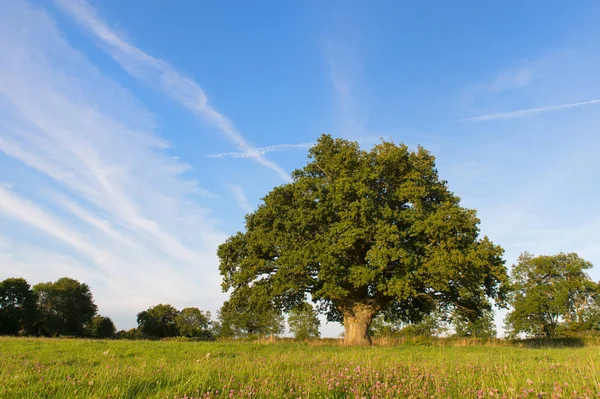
[217,297,284,338]
[0,277,38,335]
[398,312,447,337]
[452,308,496,338]
[2,337,600,398]
[87,315,116,339]
[288,302,321,340]
[219,135,508,344]
[116,328,142,340]
[371,311,449,338]
[33,277,97,337]
[506,252,598,338]
[370,314,400,337]
[137,304,180,339]
[175,307,213,340]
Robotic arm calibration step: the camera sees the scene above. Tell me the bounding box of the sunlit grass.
[1,337,599,398]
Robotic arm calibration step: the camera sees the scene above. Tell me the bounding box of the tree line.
[2,249,599,341]
[0,276,321,340]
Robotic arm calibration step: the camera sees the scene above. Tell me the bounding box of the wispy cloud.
[487,68,533,93]
[209,143,313,159]
[0,186,109,269]
[0,0,227,327]
[323,39,369,139]
[54,0,290,182]
[229,185,253,214]
[454,99,600,122]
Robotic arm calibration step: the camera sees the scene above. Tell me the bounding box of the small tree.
[370,315,400,338]
[217,296,284,338]
[88,315,116,338]
[137,304,180,339]
[219,135,508,345]
[116,328,142,340]
[506,252,597,338]
[452,308,496,339]
[398,312,446,337]
[175,307,213,339]
[33,277,97,337]
[0,277,38,335]
[288,302,320,340]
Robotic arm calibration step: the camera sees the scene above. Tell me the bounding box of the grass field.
[1,337,599,398]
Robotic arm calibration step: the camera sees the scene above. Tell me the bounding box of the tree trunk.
[342,303,376,346]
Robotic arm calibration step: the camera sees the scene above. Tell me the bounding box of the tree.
[217,297,284,338]
[370,315,400,338]
[370,312,447,338]
[398,312,447,337]
[452,308,496,339]
[137,304,180,338]
[33,277,97,337]
[288,302,320,340]
[0,277,38,335]
[175,307,213,339]
[116,328,142,340]
[88,315,116,338]
[218,135,508,345]
[506,252,598,338]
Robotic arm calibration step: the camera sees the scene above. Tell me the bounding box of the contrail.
[209,143,313,159]
[454,99,600,122]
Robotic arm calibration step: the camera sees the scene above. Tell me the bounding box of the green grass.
[1,337,600,398]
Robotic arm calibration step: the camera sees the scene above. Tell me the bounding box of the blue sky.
[1,0,600,337]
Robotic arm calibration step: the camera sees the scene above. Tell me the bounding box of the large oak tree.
[218,135,508,345]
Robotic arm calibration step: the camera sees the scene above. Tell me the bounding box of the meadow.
[1,337,599,399]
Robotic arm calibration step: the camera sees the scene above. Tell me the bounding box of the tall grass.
[1,337,599,398]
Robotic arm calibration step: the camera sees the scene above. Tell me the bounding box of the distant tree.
[370,315,400,338]
[33,277,97,337]
[218,135,508,345]
[452,308,496,339]
[116,328,142,340]
[506,252,597,338]
[398,312,446,337]
[288,302,320,340]
[0,277,38,335]
[175,307,213,339]
[370,311,448,338]
[137,304,180,338]
[88,315,116,339]
[217,295,284,338]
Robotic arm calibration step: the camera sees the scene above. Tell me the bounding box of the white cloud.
[54,0,291,182]
[0,0,227,329]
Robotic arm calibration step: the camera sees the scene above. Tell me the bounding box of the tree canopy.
[217,295,284,338]
[33,277,97,337]
[452,308,496,339]
[219,135,508,345]
[88,315,116,339]
[175,307,212,339]
[505,252,598,338]
[137,304,180,339]
[288,302,321,340]
[0,277,38,335]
